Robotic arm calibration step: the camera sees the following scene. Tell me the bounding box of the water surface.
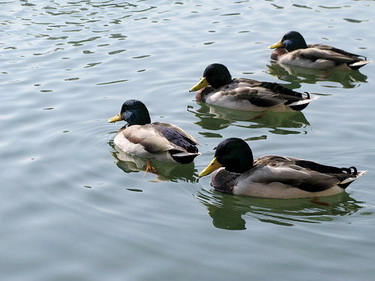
[1,1,375,280]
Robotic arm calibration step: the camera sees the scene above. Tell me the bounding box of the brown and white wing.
[253,155,350,192]
[122,124,174,153]
[296,47,360,65]
[155,122,199,145]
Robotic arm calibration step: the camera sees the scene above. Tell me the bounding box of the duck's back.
[253,155,363,190]
[152,122,199,154]
[308,44,365,61]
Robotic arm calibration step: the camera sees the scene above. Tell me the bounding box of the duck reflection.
[109,143,198,183]
[197,188,363,230]
[267,62,368,89]
[188,102,310,135]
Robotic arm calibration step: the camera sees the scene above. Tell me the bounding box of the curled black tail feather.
[303,92,310,99]
[341,166,358,176]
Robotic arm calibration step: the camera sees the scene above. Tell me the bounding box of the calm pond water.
[1,0,375,280]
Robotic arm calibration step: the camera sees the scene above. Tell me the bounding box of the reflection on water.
[197,189,363,230]
[188,103,310,136]
[109,143,198,183]
[267,62,368,90]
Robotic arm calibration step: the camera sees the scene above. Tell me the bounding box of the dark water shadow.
[188,103,310,136]
[109,142,198,183]
[266,62,368,90]
[196,188,364,230]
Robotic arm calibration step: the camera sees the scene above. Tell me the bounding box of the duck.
[108,99,200,164]
[269,31,370,70]
[199,138,366,199]
[189,63,316,112]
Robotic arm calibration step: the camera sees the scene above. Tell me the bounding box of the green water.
[1,1,374,280]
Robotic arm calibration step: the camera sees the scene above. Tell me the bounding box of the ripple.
[96,79,128,85]
[292,4,313,9]
[132,54,151,59]
[343,17,364,23]
[319,5,343,9]
[68,36,101,46]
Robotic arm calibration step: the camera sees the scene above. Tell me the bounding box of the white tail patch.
[173,152,201,158]
[340,170,367,185]
[349,60,371,68]
[289,96,319,106]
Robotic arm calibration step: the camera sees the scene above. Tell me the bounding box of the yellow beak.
[269,39,284,49]
[189,77,209,92]
[108,113,122,123]
[199,157,222,177]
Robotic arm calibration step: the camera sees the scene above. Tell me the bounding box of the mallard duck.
[199,138,366,199]
[108,99,200,164]
[269,31,370,70]
[189,63,316,112]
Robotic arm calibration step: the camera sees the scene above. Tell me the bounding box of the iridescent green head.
[108,99,151,126]
[269,31,308,52]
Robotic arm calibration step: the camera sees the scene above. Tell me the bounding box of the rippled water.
[1,1,375,280]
